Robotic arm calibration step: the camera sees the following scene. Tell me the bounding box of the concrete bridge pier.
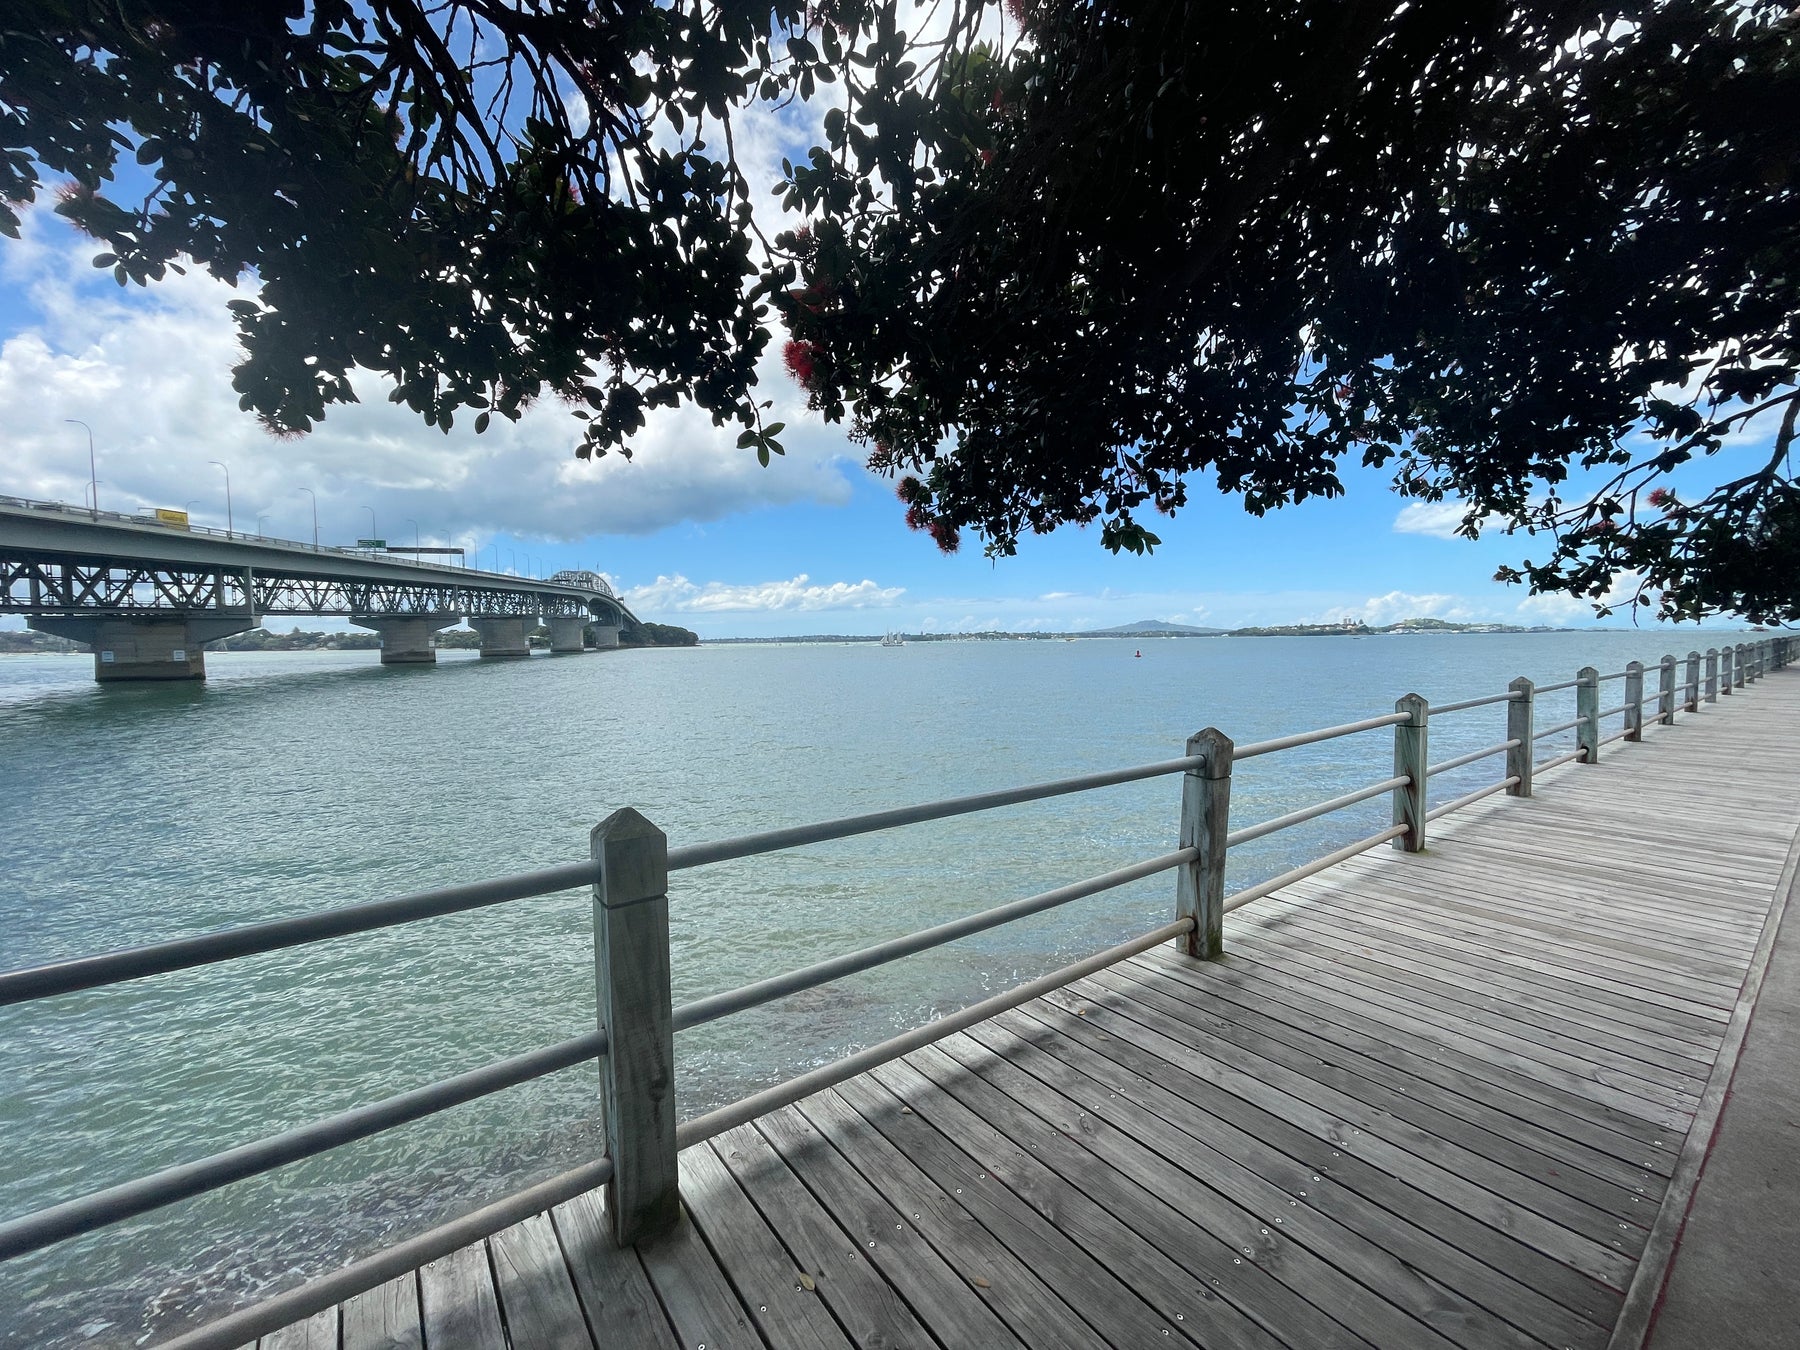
[545,616,589,653]
[470,616,533,660]
[350,613,460,665]
[27,613,258,682]
[590,619,621,650]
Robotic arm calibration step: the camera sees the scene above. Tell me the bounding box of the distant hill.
[1083,619,1227,636]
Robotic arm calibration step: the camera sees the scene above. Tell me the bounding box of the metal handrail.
[1534,717,1583,740]
[1225,776,1408,848]
[0,1029,608,1262]
[673,917,1196,1150]
[665,754,1203,871]
[1430,690,1523,715]
[1536,749,1584,772]
[1598,702,1630,719]
[1231,710,1410,760]
[1223,824,1410,913]
[670,849,1194,1033]
[1536,677,1585,693]
[1426,776,1520,822]
[1425,739,1518,778]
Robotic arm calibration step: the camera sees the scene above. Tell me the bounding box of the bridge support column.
[546,616,589,654]
[590,623,620,650]
[470,616,533,660]
[28,614,258,682]
[350,613,460,665]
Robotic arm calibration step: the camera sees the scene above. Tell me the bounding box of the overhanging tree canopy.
[3,1,1797,620]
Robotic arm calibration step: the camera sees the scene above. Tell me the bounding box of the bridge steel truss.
[0,559,599,621]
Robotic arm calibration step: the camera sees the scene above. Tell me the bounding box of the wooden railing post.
[591,807,680,1247]
[1175,728,1233,959]
[1684,651,1701,713]
[1658,655,1677,726]
[1623,661,1644,742]
[1735,643,1747,690]
[1706,648,1720,701]
[1392,693,1429,852]
[1720,646,1734,695]
[1577,666,1601,763]
[1505,677,1534,797]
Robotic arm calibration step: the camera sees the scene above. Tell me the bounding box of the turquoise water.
[0,631,1732,1345]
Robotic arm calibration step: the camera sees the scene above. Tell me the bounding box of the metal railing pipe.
[0,1030,608,1262]
[1536,677,1584,693]
[0,862,599,1007]
[664,755,1203,871]
[674,918,1195,1150]
[1534,717,1583,740]
[1230,711,1411,761]
[1535,749,1584,773]
[1425,776,1520,823]
[152,1158,614,1350]
[1224,776,1408,849]
[1223,824,1411,913]
[1425,740,1519,778]
[670,849,1194,1033]
[1430,690,1523,716]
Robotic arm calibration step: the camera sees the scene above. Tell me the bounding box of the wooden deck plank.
[710,1121,940,1349]
[552,1191,680,1350]
[1086,961,1661,1212]
[939,1023,1540,1350]
[792,1089,1112,1350]
[635,1201,769,1350]
[679,1144,855,1350]
[1110,954,1676,1186]
[754,1104,1032,1350]
[900,1043,1385,1350]
[488,1213,593,1350]
[867,1056,1293,1350]
[995,1000,1618,1348]
[417,1246,504,1350]
[260,1309,336,1350]
[340,1274,420,1350]
[828,1074,1203,1350]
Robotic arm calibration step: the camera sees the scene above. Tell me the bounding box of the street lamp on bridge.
[405,517,420,560]
[208,461,233,537]
[298,488,318,550]
[64,420,97,519]
[363,506,377,545]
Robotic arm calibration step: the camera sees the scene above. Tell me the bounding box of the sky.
[0,90,1777,639]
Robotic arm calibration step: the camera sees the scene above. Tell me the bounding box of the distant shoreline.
[701,621,1587,645]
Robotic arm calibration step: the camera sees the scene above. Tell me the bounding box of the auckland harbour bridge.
[0,494,640,681]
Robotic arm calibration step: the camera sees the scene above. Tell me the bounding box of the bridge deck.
[253,673,1800,1350]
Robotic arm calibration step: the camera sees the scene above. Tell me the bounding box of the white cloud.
[1315,591,1482,626]
[624,573,905,614]
[1393,501,1476,539]
[1514,572,1650,622]
[0,207,860,549]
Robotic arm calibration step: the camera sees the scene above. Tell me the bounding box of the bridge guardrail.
[0,493,616,597]
[0,636,1789,1350]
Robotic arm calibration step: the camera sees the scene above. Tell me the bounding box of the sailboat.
[880,631,905,647]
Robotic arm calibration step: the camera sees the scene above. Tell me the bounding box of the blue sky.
[0,190,1771,639]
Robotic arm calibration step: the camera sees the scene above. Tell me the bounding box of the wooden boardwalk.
[258,672,1800,1350]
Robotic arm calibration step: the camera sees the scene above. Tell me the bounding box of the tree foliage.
[773,0,1800,621]
[1,0,794,460]
[4,1,1798,620]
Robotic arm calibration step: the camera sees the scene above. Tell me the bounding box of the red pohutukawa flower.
[904,504,929,530]
[895,475,927,505]
[1647,487,1673,508]
[782,338,821,389]
[927,518,962,554]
